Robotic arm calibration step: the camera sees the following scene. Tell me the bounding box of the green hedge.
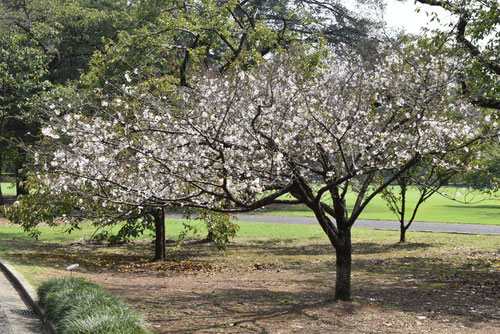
[37,278,152,334]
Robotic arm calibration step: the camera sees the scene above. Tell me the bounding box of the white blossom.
[34,50,492,213]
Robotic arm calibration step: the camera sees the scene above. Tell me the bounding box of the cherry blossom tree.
[31,46,495,300]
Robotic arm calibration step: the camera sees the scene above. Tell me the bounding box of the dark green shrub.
[38,277,152,334]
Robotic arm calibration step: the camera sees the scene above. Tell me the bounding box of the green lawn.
[1,218,498,291]
[0,219,328,247]
[257,186,499,225]
[1,182,498,225]
[1,219,498,250]
[1,181,16,196]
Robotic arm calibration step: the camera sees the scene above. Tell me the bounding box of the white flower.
[41,127,60,139]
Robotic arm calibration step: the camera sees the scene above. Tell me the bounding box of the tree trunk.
[15,179,29,196]
[15,158,28,197]
[399,224,409,243]
[153,207,166,261]
[205,230,215,241]
[0,152,4,205]
[0,116,5,205]
[334,229,352,301]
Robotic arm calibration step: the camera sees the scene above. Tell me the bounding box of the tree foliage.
[416,0,499,109]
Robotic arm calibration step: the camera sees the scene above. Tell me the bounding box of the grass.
[1,181,16,196]
[0,218,497,249]
[0,217,322,242]
[0,212,497,287]
[1,219,498,306]
[38,277,152,334]
[255,186,500,225]
[0,219,325,248]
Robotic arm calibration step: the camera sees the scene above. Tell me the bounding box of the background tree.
[0,0,138,197]
[0,0,135,83]
[0,21,50,203]
[415,0,499,109]
[458,143,500,193]
[379,156,464,243]
[379,138,498,243]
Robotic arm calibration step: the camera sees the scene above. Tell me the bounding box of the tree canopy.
[416,0,499,109]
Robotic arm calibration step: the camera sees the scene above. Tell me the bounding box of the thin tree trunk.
[153,207,166,261]
[399,224,407,243]
[0,116,5,205]
[0,152,4,205]
[334,229,352,301]
[15,156,28,197]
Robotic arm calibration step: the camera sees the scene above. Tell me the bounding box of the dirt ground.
[3,234,497,334]
[93,269,499,334]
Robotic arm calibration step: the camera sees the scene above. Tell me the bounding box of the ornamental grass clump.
[37,277,152,334]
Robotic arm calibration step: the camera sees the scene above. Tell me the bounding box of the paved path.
[166,213,500,235]
[0,267,46,334]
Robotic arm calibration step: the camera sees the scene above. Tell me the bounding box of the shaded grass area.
[0,219,498,282]
[0,219,498,332]
[38,277,152,334]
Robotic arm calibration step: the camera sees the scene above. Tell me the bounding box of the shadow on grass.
[222,241,433,259]
[0,238,433,276]
[0,231,33,240]
[1,235,498,332]
[0,238,150,271]
[355,281,499,321]
[118,277,497,334]
[120,285,356,333]
[352,242,434,254]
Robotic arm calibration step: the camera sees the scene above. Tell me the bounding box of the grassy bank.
[0,219,498,286]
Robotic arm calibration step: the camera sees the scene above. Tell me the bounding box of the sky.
[381,0,456,35]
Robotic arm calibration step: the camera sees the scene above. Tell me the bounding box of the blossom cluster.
[35,50,495,212]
